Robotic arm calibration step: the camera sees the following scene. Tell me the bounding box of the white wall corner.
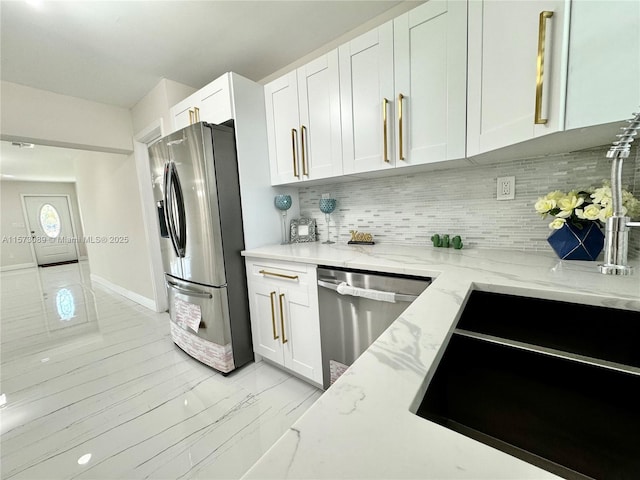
[0,262,37,272]
[90,273,158,311]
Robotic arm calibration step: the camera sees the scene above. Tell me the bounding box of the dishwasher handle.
[317,279,420,303]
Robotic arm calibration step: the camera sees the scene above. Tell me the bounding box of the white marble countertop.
[240,243,640,479]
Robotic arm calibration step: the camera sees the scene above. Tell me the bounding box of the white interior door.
[23,195,79,266]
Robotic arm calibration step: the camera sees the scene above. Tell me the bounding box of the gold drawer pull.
[279,293,288,344]
[259,269,299,280]
[398,93,405,160]
[535,11,554,125]
[382,98,389,162]
[269,291,279,340]
[291,128,299,178]
[301,125,309,176]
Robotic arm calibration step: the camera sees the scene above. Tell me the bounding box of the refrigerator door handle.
[164,161,187,257]
[163,162,179,256]
[166,280,213,299]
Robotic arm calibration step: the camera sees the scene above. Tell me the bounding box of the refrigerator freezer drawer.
[166,275,235,371]
[166,275,231,345]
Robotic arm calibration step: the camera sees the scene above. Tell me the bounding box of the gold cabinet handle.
[269,291,279,340]
[278,293,288,344]
[382,98,389,162]
[398,93,405,160]
[301,125,309,176]
[194,106,200,123]
[189,109,195,125]
[535,11,554,125]
[291,128,299,178]
[259,269,299,280]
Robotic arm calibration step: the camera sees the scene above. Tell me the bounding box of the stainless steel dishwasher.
[317,266,431,389]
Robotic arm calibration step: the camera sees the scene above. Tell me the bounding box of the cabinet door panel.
[340,22,394,174]
[467,0,567,156]
[171,98,195,132]
[198,79,233,125]
[265,72,301,185]
[481,3,537,134]
[566,1,640,129]
[407,12,447,161]
[298,51,342,180]
[248,282,283,365]
[395,0,467,167]
[282,287,322,384]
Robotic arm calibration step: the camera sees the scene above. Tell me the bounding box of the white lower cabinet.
[245,258,322,386]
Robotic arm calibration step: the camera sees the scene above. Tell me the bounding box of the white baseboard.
[90,273,157,311]
[0,262,36,272]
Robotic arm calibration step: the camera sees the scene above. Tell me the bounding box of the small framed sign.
[290,218,317,243]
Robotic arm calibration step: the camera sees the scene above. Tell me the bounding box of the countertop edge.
[240,243,639,479]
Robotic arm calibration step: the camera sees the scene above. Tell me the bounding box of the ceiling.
[0,140,93,182]
[0,0,420,182]
[0,0,417,108]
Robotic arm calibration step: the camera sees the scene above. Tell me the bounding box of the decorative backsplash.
[298,144,640,259]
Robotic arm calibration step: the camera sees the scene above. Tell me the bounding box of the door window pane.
[40,204,61,238]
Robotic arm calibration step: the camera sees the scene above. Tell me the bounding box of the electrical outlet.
[496,176,515,201]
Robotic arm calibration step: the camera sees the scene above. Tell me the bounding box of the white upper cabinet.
[298,54,343,181]
[393,0,467,167]
[565,0,640,130]
[264,71,300,184]
[340,0,467,175]
[340,22,395,174]
[264,51,342,185]
[467,0,569,157]
[170,74,233,131]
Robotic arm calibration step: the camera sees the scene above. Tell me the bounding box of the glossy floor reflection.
[0,262,323,479]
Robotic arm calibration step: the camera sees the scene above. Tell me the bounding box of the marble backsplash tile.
[297,144,640,259]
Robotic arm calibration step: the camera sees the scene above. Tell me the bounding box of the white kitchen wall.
[298,144,640,259]
[1,80,159,307]
[74,152,155,306]
[0,81,133,154]
[130,78,196,135]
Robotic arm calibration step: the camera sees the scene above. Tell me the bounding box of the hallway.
[0,262,322,479]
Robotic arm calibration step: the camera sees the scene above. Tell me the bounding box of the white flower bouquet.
[534,181,640,230]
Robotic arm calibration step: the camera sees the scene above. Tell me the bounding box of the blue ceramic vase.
[547,222,605,261]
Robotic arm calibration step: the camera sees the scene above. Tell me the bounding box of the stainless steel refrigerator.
[148,121,253,374]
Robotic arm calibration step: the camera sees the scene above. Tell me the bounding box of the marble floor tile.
[0,262,323,479]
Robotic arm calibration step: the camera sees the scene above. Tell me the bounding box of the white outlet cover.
[497,176,515,200]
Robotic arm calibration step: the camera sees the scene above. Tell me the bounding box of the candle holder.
[319,197,337,244]
[274,195,292,244]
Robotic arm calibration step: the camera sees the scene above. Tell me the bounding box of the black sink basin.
[415,290,640,480]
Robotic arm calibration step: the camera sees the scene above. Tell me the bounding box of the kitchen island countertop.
[240,243,640,479]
